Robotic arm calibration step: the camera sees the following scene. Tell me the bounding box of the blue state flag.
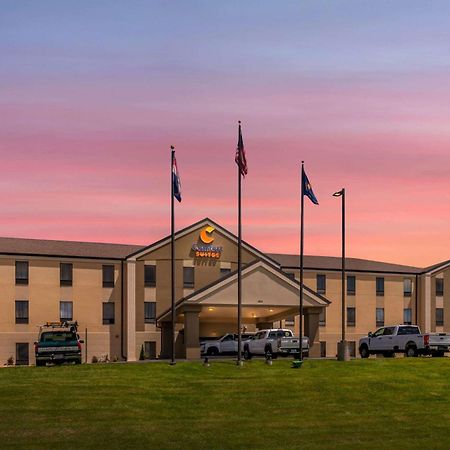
[172,154,182,202]
[302,169,319,205]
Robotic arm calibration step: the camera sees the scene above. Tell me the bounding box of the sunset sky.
[1,1,450,267]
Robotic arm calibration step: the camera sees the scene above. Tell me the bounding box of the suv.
[35,321,83,366]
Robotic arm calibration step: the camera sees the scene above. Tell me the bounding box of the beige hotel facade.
[1,218,449,365]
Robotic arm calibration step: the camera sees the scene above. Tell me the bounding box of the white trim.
[424,261,450,275]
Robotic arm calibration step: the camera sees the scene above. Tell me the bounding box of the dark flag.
[302,169,319,205]
[172,153,182,202]
[235,121,248,177]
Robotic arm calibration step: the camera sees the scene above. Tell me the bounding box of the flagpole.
[337,188,349,361]
[170,145,176,365]
[299,161,305,362]
[237,121,243,366]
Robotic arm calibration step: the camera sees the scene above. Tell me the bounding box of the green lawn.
[1,358,450,449]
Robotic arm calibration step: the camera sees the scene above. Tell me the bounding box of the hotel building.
[1,218,449,365]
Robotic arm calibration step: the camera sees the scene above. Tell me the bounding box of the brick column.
[126,260,137,362]
[183,305,202,360]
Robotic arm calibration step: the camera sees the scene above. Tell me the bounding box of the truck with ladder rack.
[34,321,84,366]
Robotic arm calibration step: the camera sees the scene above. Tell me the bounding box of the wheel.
[359,345,370,359]
[383,351,395,358]
[36,360,46,367]
[207,347,219,356]
[405,345,418,357]
[432,351,445,358]
[243,347,252,360]
[75,358,82,365]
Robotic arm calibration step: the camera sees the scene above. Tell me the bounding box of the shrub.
[7,356,14,366]
[139,345,145,361]
[91,355,98,364]
[112,355,119,362]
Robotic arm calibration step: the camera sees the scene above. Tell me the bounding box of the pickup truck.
[35,321,83,366]
[200,333,255,356]
[243,329,309,359]
[359,325,450,358]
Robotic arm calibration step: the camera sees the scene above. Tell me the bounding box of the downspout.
[121,259,126,360]
[415,273,418,325]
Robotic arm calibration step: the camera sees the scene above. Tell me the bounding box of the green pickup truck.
[34,321,83,366]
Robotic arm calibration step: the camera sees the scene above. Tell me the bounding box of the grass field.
[1,358,450,449]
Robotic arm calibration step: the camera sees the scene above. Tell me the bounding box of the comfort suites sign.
[192,226,223,259]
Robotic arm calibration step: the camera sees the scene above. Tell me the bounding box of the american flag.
[235,121,248,177]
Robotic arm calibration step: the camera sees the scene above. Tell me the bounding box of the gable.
[186,263,326,308]
[127,218,279,267]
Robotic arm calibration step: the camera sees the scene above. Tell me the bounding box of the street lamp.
[333,188,350,361]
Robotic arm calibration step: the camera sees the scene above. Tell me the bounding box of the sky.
[1,0,450,267]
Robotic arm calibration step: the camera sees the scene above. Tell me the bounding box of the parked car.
[35,321,83,366]
[359,325,450,358]
[200,333,255,356]
[243,329,309,359]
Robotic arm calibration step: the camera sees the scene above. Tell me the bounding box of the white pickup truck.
[200,333,255,356]
[359,325,450,358]
[243,329,309,359]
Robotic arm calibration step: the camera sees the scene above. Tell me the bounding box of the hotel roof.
[0,235,443,274]
[0,236,142,260]
[267,253,423,274]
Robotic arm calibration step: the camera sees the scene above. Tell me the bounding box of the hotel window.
[60,263,73,287]
[316,274,326,295]
[376,277,384,296]
[102,302,115,325]
[15,343,29,366]
[220,268,231,277]
[144,302,156,324]
[347,275,356,295]
[15,300,29,324]
[183,267,194,289]
[403,308,412,325]
[320,341,327,358]
[436,308,444,327]
[436,278,444,297]
[403,278,412,297]
[376,308,385,327]
[319,308,326,326]
[60,301,73,321]
[144,265,156,287]
[285,316,295,326]
[347,307,356,327]
[144,341,157,359]
[102,265,115,288]
[15,261,29,285]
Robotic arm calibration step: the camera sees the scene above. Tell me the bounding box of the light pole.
[334,188,350,361]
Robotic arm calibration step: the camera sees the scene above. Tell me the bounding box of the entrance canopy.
[157,259,330,325]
